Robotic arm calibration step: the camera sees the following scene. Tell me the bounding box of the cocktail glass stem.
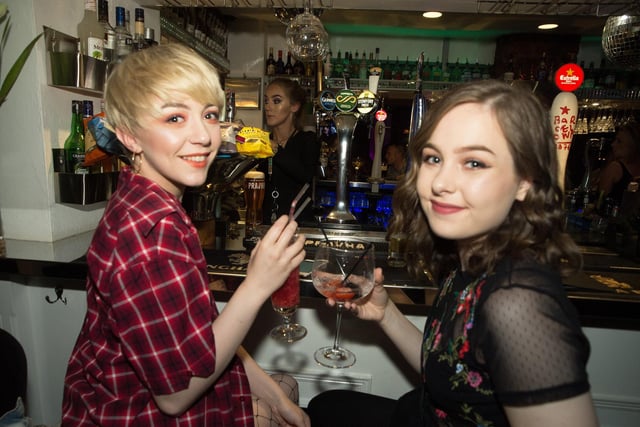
[332,303,345,351]
[281,313,294,337]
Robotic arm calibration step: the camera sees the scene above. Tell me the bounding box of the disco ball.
[602,15,640,68]
[286,10,329,62]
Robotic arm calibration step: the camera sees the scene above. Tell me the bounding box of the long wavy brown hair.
[387,79,582,282]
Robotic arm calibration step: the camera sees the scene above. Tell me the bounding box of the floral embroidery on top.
[421,269,495,427]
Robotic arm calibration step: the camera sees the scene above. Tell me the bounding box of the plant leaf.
[0,31,42,106]
[1,19,10,54]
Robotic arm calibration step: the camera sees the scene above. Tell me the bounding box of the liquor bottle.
[114,6,132,62]
[462,58,471,82]
[133,8,146,51]
[266,47,276,76]
[82,100,97,161]
[352,50,360,76]
[402,56,411,80]
[383,56,392,80]
[471,59,482,81]
[323,52,333,79]
[441,63,450,82]
[65,101,87,174]
[359,53,368,80]
[536,52,548,82]
[125,9,132,35]
[603,59,616,89]
[293,56,305,76]
[276,50,285,75]
[82,100,94,133]
[422,57,431,81]
[596,58,608,88]
[392,56,402,80]
[342,51,351,77]
[451,58,462,82]
[583,61,595,88]
[193,9,205,43]
[98,0,115,64]
[431,57,442,81]
[78,0,104,60]
[332,51,343,78]
[503,54,515,83]
[284,51,294,75]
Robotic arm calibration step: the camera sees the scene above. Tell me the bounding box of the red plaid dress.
[62,168,254,426]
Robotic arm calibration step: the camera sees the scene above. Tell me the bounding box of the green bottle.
[64,100,87,173]
[333,50,344,78]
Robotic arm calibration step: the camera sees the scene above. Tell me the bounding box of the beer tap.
[319,71,380,225]
[408,52,427,144]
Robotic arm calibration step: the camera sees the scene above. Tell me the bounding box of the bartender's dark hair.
[388,79,582,281]
[266,77,307,130]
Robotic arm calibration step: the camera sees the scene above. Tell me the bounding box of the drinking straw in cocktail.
[341,242,374,286]
[289,183,310,221]
[292,196,311,221]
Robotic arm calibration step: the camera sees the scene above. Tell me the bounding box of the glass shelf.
[160,16,230,74]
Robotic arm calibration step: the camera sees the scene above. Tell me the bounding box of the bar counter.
[1,228,639,331]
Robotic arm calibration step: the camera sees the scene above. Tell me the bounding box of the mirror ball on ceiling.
[602,15,640,68]
[286,9,329,62]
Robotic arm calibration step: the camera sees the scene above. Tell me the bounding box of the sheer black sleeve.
[473,262,591,406]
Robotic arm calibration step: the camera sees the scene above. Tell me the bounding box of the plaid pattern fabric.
[62,168,253,426]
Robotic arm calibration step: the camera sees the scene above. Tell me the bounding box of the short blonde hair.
[104,43,225,135]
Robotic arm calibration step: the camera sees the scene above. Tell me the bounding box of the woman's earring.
[131,152,142,173]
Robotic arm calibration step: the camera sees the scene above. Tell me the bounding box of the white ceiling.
[137,0,638,16]
[136,0,640,36]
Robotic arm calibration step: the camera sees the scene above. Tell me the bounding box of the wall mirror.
[226,78,262,109]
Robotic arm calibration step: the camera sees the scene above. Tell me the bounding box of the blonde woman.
[62,44,309,427]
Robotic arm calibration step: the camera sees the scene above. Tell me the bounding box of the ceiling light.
[538,23,558,30]
[422,11,442,19]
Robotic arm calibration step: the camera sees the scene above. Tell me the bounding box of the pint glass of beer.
[244,170,265,237]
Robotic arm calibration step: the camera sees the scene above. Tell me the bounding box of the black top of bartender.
[261,130,319,224]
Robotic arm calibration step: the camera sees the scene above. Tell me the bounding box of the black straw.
[317,219,331,243]
[341,242,374,286]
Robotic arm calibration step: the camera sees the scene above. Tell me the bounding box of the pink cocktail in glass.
[270,266,307,343]
[271,267,301,312]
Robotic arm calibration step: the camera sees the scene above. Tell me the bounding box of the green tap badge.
[335,89,357,113]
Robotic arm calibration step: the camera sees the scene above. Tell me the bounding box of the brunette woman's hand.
[328,268,389,323]
[244,215,305,300]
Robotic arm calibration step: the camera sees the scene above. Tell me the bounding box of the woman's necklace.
[274,128,297,149]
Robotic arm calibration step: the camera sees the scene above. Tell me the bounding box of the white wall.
[0,281,87,426]
[0,0,158,243]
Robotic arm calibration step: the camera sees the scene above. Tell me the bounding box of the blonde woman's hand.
[244,216,305,300]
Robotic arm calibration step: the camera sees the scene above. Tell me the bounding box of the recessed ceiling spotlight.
[422,11,443,19]
[538,23,559,30]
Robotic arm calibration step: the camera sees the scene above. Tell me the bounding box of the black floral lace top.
[420,257,591,426]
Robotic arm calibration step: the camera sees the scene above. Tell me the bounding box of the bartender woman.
[261,78,319,224]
